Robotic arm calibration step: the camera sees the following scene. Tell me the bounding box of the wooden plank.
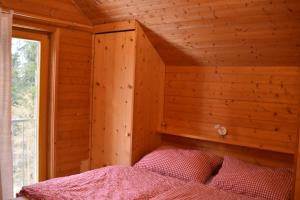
[131,22,165,163]
[2,0,92,31]
[166,66,300,75]
[159,127,295,155]
[93,20,136,33]
[165,83,299,105]
[88,34,96,172]
[48,28,60,179]
[165,113,297,139]
[165,96,298,123]
[91,31,135,168]
[54,28,92,176]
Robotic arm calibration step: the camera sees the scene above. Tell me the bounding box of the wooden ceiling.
[2,0,300,66]
[72,0,300,66]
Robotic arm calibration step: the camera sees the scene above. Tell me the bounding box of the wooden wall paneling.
[131,23,165,163]
[91,31,136,168]
[13,18,57,33]
[93,20,136,33]
[55,28,92,177]
[1,0,92,26]
[11,11,92,32]
[161,66,300,154]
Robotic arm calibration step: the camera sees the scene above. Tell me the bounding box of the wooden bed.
[15,142,293,200]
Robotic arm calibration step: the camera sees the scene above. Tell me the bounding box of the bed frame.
[157,130,296,198]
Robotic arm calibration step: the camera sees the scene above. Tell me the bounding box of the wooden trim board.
[1,7,92,32]
[93,20,136,34]
[158,128,295,155]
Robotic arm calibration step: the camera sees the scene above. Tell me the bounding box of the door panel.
[91,31,135,168]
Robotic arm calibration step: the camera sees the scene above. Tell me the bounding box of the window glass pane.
[11,37,40,195]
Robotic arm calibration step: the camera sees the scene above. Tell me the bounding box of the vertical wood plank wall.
[91,31,135,168]
[163,66,300,155]
[131,24,165,163]
[55,29,92,177]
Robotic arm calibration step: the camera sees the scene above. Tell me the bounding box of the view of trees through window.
[11,37,40,195]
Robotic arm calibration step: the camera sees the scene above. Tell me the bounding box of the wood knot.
[161,122,167,128]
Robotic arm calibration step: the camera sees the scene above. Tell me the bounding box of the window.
[11,29,49,195]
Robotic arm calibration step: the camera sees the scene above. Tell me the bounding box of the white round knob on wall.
[214,124,227,136]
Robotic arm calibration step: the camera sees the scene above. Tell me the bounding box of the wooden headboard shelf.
[158,128,295,155]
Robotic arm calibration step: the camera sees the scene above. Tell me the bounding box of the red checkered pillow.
[210,156,293,200]
[134,147,223,183]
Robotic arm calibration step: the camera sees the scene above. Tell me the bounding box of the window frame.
[12,28,50,181]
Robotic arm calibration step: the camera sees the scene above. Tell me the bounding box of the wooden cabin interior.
[0,0,299,199]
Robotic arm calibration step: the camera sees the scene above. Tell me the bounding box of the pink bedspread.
[151,183,266,200]
[18,166,266,200]
[18,166,185,200]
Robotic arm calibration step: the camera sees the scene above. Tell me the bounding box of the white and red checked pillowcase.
[209,156,293,200]
[133,146,223,183]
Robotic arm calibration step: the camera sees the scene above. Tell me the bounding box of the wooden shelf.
[157,128,295,155]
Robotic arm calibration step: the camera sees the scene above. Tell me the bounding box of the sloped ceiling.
[73,0,300,66]
[3,0,299,66]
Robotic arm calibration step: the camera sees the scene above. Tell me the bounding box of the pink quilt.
[18,166,185,200]
[18,166,266,200]
[151,183,266,200]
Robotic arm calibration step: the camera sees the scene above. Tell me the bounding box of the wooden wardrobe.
[90,21,165,169]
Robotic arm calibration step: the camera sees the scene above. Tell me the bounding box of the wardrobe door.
[91,31,136,169]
